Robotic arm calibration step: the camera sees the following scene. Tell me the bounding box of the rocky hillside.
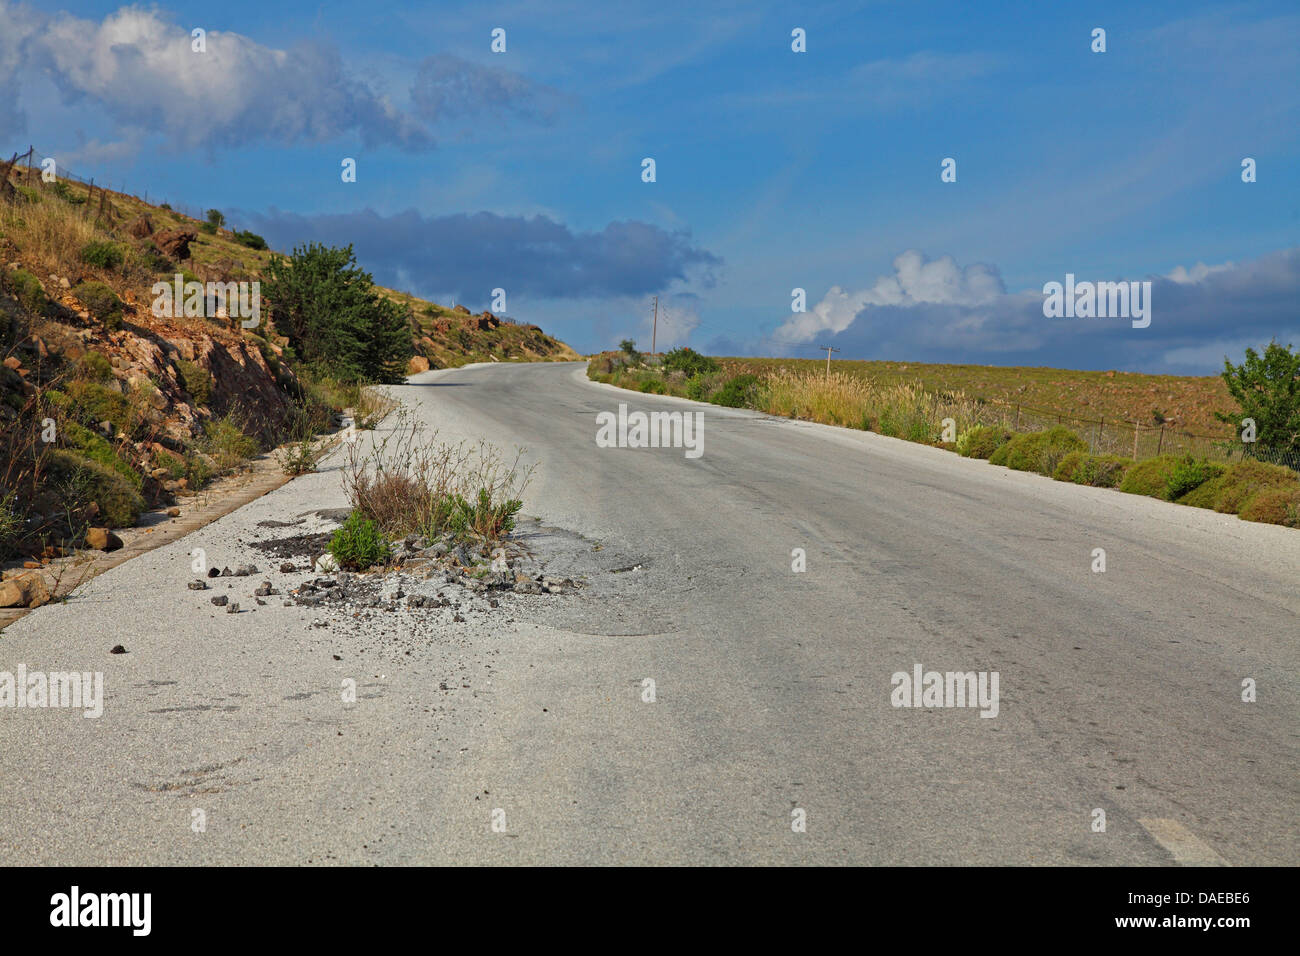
[0,153,577,567]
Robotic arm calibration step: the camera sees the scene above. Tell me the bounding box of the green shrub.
[1175,476,1224,509]
[329,511,388,570]
[78,350,114,382]
[989,426,1088,475]
[1118,455,1182,499]
[262,242,412,383]
[15,185,39,203]
[153,447,188,480]
[201,414,260,469]
[1238,486,1300,527]
[618,339,643,365]
[1053,451,1131,488]
[712,373,760,408]
[1208,459,1300,514]
[73,281,125,330]
[79,241,124,270]
[184,451,213,488]
[175,359,212,406]
[3,268,50,316]
[49,181,85,205]
[429,488,523,543]
[135,242,173,274]
[685,372,715,402]
[46,449,144,528]
[1215,341,1300,457]
[66,380,137,436]
[957,425,1015,459]
[62,421,143,489]
[661,346,718,377]
[1165,456,1225,500]
[233,229,267,250]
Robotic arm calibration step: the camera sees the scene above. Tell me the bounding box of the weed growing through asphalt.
[328,511,388,570]
[341,407,533,548]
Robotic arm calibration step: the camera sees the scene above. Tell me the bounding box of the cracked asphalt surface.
[1,361,1296,864]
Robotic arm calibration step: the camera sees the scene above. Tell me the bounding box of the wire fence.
[963,395,1297,471]
[3,144,208,223]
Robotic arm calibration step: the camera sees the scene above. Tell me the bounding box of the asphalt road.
[1,361,1296,865]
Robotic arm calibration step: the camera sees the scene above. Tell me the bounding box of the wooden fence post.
[1157,424,1165,455]
[1132,422,1140,460]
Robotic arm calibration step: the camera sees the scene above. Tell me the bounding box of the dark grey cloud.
[242,207,720,305]
[768,248,1300,374]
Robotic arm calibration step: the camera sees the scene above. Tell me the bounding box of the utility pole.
[651,295,658,355]
[820,345,840,380]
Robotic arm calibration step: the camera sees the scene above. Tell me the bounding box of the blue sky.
[2,0,1297,372]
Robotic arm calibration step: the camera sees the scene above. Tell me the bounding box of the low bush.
[712,373,760,408]
[3,268,50,316]
[1207,459,1300,514]
[66,381,137,436]
[233,229,267,250]
[175,359,212,406]
[46,449,144,528]
[72,281,125,330]
[1118,455,1182,499]
[685,372,715,401]
[1165,456,1225,500]
[79,240,124,270]
[1053,451,1132,488]
[661,347,718,377]
[62,421,142,489]
[201,413,260,470]
[956,424,1014,459]
[432,488,523,542]
[988,426,1088,476]
[329,511,389,570]
[152,447,188,480]
[78,350,114,382]
[342,409,531,544]
[1238,485,1300,527]
[135,242,173,274]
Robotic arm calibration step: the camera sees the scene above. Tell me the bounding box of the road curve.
[1,361,1295,865]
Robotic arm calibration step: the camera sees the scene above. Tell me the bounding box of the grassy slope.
[3,167,579,367]
[714,357,1233,437]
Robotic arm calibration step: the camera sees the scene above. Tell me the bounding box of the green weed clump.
[1118,455,1182,499]
[1165,456,1225,500]
[1202,459,1299,514]
[3,268,51,316]
[79,240,124,270]
[1053,452,1132,488]
[712,373,760,408]
[329,511,389,570]
[72,281,125,330]
[200,413,260,470]
[956,425,1014,459]
[45,450,144,528]
[988,427,1088,476]
[175,359,212,406]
